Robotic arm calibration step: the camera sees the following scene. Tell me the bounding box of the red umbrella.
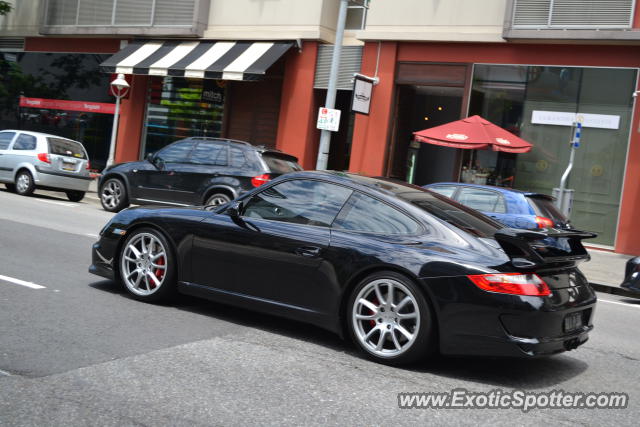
[413,115,533,154]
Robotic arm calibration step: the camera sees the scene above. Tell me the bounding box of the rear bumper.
[422,275,597,358]
[34,167,91,192]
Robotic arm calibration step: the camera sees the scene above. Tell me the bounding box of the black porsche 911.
[90,171,597,365]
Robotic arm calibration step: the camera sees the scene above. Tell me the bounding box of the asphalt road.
[1,187,639,426]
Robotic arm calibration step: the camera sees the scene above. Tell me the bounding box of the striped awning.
[100,40,293,81]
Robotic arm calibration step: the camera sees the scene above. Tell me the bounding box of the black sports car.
[90,171,597,365]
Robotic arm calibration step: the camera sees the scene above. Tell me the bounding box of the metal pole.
[315,0,349,170]
[106,94,121,168]
[556,121,580,216]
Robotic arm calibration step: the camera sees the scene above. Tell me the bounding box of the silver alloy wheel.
[206,194,231,206]
[102,180,122,209]
[352,278,420,358]
[120,232,168,296]
[16,173,31,193]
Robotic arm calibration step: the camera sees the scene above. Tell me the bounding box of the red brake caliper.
[369,298,379,327]
[154,257,165,284]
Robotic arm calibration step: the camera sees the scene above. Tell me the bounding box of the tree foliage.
[0,1,12,16]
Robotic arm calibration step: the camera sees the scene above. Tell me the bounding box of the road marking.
[36,199,77,207]
[0,274,46,290]
[599,298,640,309]
[0,369,11,376]
[85,233,98,239]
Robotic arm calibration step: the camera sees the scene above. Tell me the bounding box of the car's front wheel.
[348,271,435,365]
[119,228,176,302]
[100,177,129,212]
[15,170,35,196]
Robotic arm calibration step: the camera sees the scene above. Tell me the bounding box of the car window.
[190,141,228,166]
[0,132,16,150]
[230,146,247,168]
[406,192,501,238]
[13,134,37,151]
[428,185,458,198]
[261,153,303,174]
[457,187,507,214]
[47,137,87,159]
[156,140,195,163]
[243,179,352,227]
[527,196,567,222]
[333,192,420,235]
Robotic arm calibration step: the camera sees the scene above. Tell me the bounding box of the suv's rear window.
[261,153,302,174]
[48,137,87,159]
[527,196,567,222]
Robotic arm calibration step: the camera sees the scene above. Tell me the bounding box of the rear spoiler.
[494,228,597,269]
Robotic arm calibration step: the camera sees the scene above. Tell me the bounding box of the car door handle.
[295,246,321,257]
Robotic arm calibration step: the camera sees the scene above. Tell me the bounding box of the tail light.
[467,273,551,296]
[37,153,50,164]
[251,173,271,187]
[86,161,91,170]
[535,216,555,229]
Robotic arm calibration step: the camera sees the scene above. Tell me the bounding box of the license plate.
[62,162,76,171]
[564,312,583,333]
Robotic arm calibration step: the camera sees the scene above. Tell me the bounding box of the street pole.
[106,94,121,168]
[106,74,130,168]
[315,0,349,170]
[556,120,581,217]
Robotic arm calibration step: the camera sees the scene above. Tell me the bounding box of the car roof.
[181,137,298,161]
[0,129,81,142]
[425,182,553,200]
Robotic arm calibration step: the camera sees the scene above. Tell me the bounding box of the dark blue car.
[424,182,569,229]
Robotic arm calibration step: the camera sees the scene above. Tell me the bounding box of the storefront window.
[469,64,637,246]
[0,52,113,169]
[142,77,226,157]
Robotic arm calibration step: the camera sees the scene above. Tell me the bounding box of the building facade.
[1,0,640,255]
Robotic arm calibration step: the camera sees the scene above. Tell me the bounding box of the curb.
[590,282,640,299]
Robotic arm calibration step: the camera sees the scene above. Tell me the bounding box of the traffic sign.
[317,107,341,132]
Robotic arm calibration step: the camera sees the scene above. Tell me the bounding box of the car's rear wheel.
[348,271,435,365]
[5,183,16,192]
[100,177,129,212]
[66,190,85,202]
[205,192,231,206]
[119,228,176,302]
[15,170,35,196]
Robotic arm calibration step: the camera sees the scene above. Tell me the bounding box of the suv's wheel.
[66,190,85,202]
[5,183,16,192]
[348,271,435,365]
[119,228,176,302]
[15,170,35,196]
[100,178,129,212]
[205,192,231,206]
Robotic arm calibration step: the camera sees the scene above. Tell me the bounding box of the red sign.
[19,97,116,115]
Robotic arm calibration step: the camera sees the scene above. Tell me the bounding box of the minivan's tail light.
[37,153,51,164]
[467,273,551,296]
[535,216,555,229]
[251,173,271,187]
[86,161,91,170]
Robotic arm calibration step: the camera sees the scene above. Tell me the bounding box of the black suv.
[98,137,302,212]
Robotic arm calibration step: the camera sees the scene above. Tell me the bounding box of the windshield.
[403,191,502,238]
[527,196,567,223]
[262,153,302,174]
[47,137,87,159]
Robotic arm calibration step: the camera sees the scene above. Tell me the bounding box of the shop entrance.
[389,85,464,185]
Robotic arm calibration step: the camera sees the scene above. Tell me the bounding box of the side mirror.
[227,201,243,218]
[146,152,155,162]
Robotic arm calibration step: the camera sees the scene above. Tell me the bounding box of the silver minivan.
[0,130,91,202]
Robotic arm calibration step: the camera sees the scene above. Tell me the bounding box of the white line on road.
[85,233,99,239]
[0,274,46,290]
[0,369,11,376]
[599,298,640,309]
[36,199,77,207]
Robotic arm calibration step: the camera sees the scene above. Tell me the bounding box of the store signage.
[201,79,225,104]
[351,76,373,115]
[317,107,341,132]
[19,97,115,115]
[531,110,620,130]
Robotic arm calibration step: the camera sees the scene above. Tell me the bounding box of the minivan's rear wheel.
[15,170,35,196]
[348,271,435,365]
[100,178,129,212]
[205,192,231,206]
[119,228,176,302]
[66,190,85,202]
